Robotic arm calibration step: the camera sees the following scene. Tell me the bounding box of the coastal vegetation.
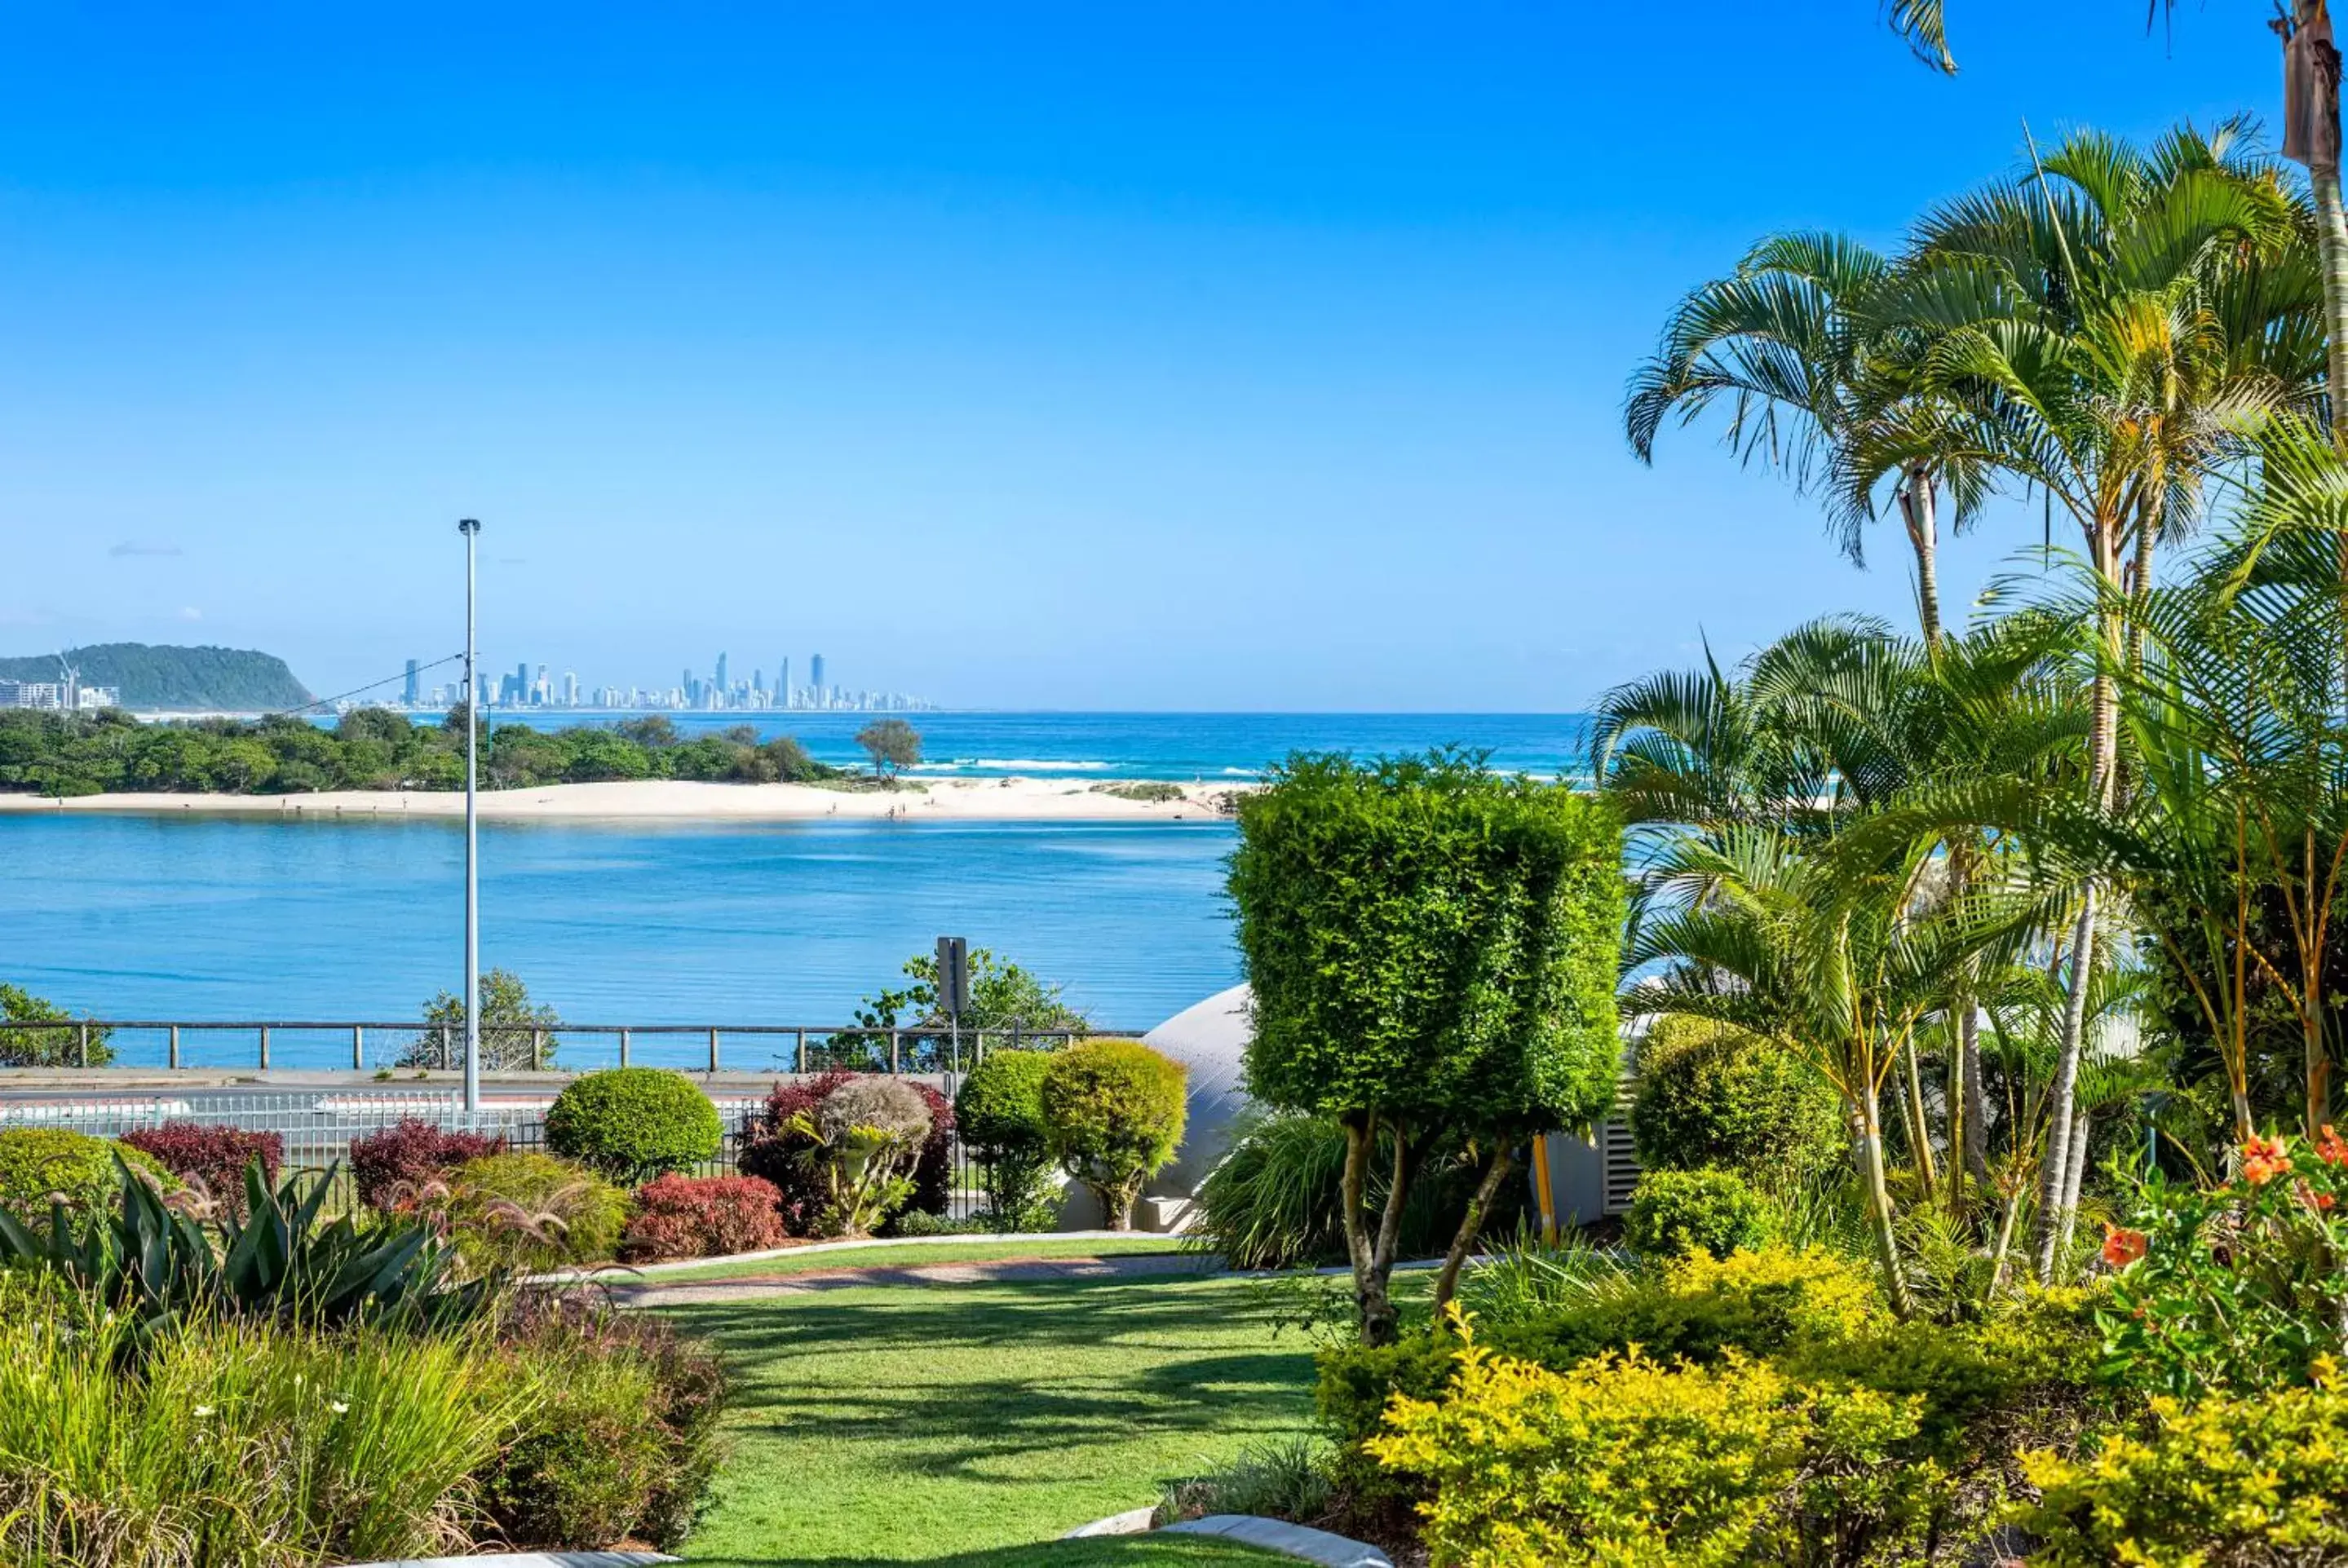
[0,643,311,711]
[0,704,843,797]
[406,967,563,1070]
[855,714,923,777]
[0,981,112,1067]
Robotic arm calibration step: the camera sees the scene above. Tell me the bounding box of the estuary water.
[2,713,1593,1068]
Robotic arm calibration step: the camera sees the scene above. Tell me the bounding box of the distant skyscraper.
[403,659,420,705]
[780,657,790,705]
[811,654,825,694]
[514,662,528,704]
[715,652,728,692]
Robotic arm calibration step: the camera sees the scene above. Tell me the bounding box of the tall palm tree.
[1846,124,2317,1275]
[1625,236,1988,645]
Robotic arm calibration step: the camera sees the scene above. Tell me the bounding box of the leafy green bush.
[1156,1433,1335,1528]
[2016,1382,2348,1566]
[0,983,113,1067]
[440,1152,628,1271]
[545,1067,721,1183]
[954,1048,1060,1230]
[2098,1129,2348,1399]
[1625,1167,1772,1260]
[1629,1014,1842,1185]
[1369,1339,1931,1567]
[0,1128,173,1220]
[0,1274,524,1565]
[488,1301,730,1550]
[1040,1037,1187,1229]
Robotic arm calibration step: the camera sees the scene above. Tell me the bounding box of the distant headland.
[0,644,312,713]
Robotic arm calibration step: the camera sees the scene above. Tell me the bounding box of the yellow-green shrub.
[2014,1378,2348,1567]
[0,1129,175,1221]
[440,1151,628,1271]
[1368,1337,1930,1566]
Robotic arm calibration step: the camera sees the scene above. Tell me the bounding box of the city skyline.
[396,648,927,715]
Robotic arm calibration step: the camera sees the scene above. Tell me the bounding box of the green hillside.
[0,644,312,711]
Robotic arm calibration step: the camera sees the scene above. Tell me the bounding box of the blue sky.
[0,2,2284,709]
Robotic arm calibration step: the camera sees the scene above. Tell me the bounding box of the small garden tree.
[0,983,112,1067]
[954,1049,1060,1230]
[1230,750,1625,1343]
[405,968,562,1070]
[1039,1038,1187,1229]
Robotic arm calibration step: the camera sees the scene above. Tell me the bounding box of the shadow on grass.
[664,1274,1315,1482]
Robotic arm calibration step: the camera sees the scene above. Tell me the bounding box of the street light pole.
[459,519,482,1116]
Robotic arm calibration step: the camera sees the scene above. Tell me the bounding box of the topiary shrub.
[489,1297,731,1551]
[1230,750,1625,1340]
[0,1129,175,1221]
[439,1151,628,1271]
[1629,1015,1842,1186]
[118,1122,283,1213]
[741,1071,952,1234]
[1625,1167,1771,1261]
[545,1068,720,1185]
[954,1049,1059,1230]
[347,1117,506,1212]
[620,1173,787,1262]
[1040,1037,1187,1230]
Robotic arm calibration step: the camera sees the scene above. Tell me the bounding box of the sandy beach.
[0,776,1240,823]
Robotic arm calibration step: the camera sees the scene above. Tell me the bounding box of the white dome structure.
[1143,983,1255,1197]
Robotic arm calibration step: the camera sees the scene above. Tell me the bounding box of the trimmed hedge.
[621,1173,788,1262]
[954,1049,1058,1230]
[1629,1014,1842,1184]
[545,1068,721,1184]
[0,1128,175,1221]
[1040,1037,1187,1230]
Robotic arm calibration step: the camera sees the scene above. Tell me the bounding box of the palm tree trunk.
[2055,1106,2094,1263]
[1902,1027,1938,1200]
[2036,882,2099,1282]
[1960,1005,1990,1186]
[2315,166,2348,449]
[1900,466,1944,648]
[1857,1097,1913,1318]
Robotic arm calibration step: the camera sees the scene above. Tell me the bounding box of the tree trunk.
[1433,1142,1518,1314]
[1338,1113,1422,1347]
[2315,167,2348,448]
[1901,1028,1938,1202]
[1857,1098,1913,1318]
[1899,466,1944,648]
[2035,883,2100,1282]
[2054,1106,2094,1264]
[1960,1005,1990,1187]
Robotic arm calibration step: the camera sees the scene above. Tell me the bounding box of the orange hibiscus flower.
[2101,1224,2150,1268]
[2243,1135,2292,1186]
[2317,1125,2348,1168]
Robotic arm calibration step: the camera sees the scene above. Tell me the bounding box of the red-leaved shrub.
[621,1173,789,1262]
[349,1116,507,1212]
[120,1122,283,1211]
[738,1072,954,1234]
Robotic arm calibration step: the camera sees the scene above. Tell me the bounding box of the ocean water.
[457,709,1596,782]
[1,812,1238,1068]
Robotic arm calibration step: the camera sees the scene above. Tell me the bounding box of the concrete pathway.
[616,1249,1214,1306]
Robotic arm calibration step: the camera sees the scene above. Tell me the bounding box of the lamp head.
[458,518,481,536]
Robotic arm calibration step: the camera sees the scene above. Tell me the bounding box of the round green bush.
[956,1049,1052,1158]
[1629,1015,1842,1185]
[1624,1166,1771,1261]
[0,1129,175,1221]
[441,1151,628,1270]
[955,1049,1059,1230]
[1039,1037,1187,1230]
[545,1068,721,1183]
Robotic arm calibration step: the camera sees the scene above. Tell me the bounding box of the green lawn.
[663,1269,1318,1566]
[632,1235,1194,1286]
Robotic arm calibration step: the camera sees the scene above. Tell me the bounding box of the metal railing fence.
[0,1018,1128,1075]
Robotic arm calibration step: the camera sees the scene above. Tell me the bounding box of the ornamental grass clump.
[1039,1037,1186,1230]
[439,1151,628,1272]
